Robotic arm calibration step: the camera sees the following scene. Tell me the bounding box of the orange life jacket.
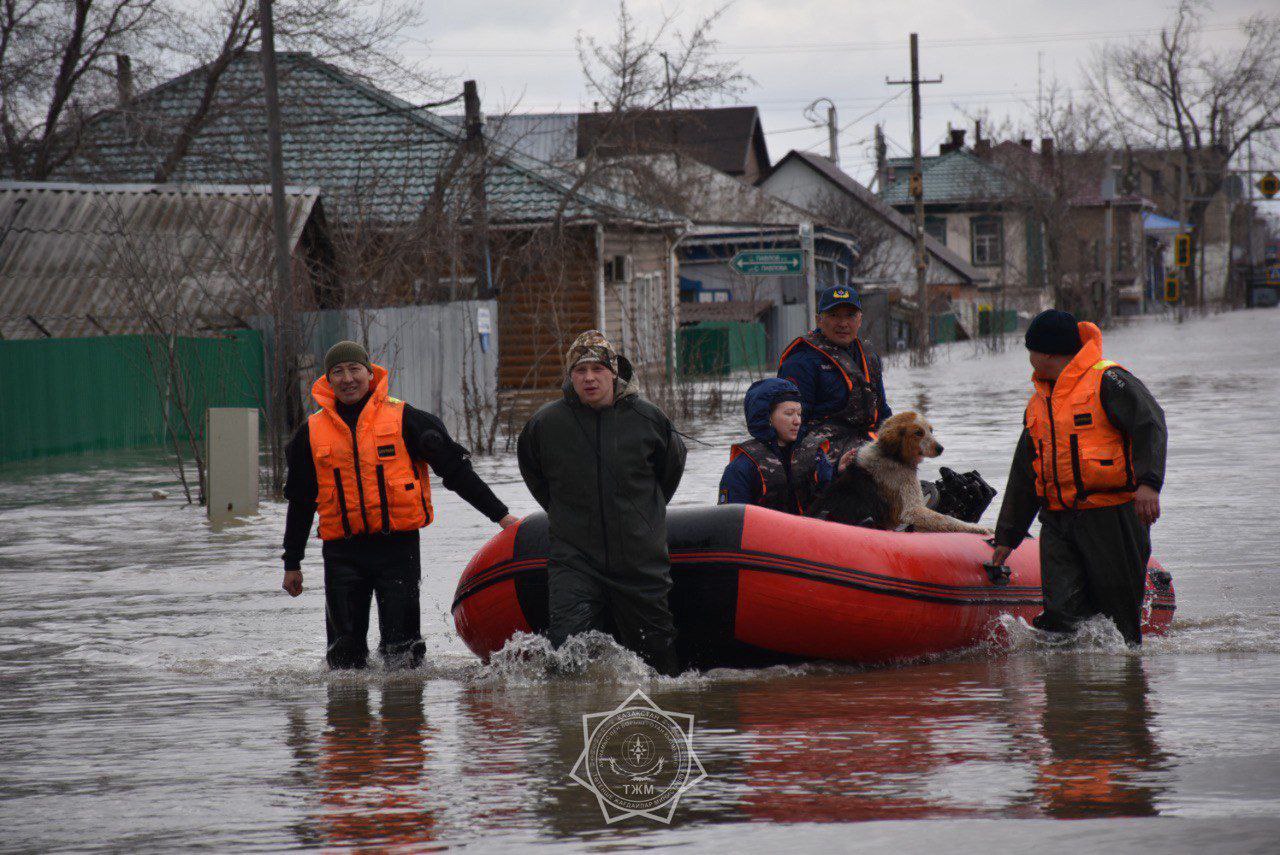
[1025,322,1136,512]
[309,364,432,540]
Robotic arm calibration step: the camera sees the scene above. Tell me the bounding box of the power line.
[419,23,1245,58]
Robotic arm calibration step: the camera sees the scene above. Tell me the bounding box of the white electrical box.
[207,407,259,526]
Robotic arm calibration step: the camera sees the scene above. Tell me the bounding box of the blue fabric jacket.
[777,332,892,427]
[718,378,831,506]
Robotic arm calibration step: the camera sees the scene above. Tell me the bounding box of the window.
[970,216,1003,266]
[924,216,947,246]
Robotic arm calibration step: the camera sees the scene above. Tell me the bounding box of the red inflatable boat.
[452,505,1175,669]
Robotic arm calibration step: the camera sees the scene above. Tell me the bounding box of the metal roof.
[594,153,813,227]
[444,113,580,166]
[881,149,1015,206]
[66,53,673,227]
[0,181,322,339]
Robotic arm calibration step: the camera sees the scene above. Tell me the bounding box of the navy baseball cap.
[817,285,862,313]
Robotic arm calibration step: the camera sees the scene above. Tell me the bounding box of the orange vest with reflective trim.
[1025,322,1136,512]
[308,364,432,540]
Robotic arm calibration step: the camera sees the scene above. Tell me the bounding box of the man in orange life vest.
[991,310,1167,646]
[280,341,518,669]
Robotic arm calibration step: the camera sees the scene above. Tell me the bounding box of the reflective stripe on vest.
[1025,323,1136,512]
[309,364,432,540]
[779,331,880,436]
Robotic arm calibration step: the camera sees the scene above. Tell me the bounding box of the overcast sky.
[397,0,1276,215]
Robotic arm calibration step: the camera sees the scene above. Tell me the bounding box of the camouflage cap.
[565,329,619,374]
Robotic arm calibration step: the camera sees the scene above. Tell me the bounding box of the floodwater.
[2,309,1279,852]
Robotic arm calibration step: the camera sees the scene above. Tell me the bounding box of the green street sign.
[729,249,804,276]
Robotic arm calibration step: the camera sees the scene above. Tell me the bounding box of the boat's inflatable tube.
[452,505,1175,669]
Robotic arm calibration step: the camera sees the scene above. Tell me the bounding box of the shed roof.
[65,53,671,227]
[0,181,322,339]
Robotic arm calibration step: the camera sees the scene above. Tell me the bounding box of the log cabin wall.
[495,225,597,394]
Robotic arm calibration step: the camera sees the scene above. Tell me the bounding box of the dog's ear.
[877,416,907,462]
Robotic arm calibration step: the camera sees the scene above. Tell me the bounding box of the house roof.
[768,151,987,285]
[65,53,673,227]
[0,181,322,339]
[591,153,814,227]
[576,107,770,177]
[881,149,1015,206]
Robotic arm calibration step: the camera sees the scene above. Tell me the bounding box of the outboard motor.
[931,467,998,523]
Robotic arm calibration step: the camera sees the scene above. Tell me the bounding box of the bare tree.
[1,0,431,181]
[1,0,157,179]
[1084,1,1280,305]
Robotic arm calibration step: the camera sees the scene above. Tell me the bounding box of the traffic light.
[1174,233,1192,268]
[1164,273,1179,303]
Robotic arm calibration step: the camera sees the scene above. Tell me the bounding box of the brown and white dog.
[819,412,993,535]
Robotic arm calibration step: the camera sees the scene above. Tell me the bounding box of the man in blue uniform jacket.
[778,285,892,470]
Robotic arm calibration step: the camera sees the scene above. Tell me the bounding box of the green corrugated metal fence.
[0,331,263,464]
[679,322,767,376]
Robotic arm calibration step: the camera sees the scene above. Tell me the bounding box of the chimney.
[115,54,133,107]
[940,128,966,155]
[1040,137,1054,164]
[974,120,990,157]
[463,80,483,140]
[1019,137,1033,150]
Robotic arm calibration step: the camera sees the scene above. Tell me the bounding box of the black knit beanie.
[1024,310,1082,355]
[324,340,372,375]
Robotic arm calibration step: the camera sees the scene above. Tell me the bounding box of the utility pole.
[872,123,887,191]
[888,33,942,364]
[801,222,817,328]
[1178,152,1189,317]
[1102,150,1115,324]
[1036,51,1044,135]
[463,80,493,299]
[805,98,840,165]
[257,0,297,494]
[1246,135,1256,278]
[660,52,674,110]
[827,102,838,164]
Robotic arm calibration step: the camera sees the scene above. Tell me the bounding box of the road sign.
[1164,273,1179,303]
[729,249,804,276]
[1258,171,1279,199]
[1174,233,1192,268]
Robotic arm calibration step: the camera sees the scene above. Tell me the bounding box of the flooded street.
[2,309,1279,851]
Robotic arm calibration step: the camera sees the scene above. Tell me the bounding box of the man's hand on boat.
[990,544,1013,567]
[1134,485,1161,526]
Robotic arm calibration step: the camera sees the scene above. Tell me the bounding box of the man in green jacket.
[517,330,687,676]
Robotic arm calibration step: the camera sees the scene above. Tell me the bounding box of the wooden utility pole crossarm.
[887,33,942,364]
